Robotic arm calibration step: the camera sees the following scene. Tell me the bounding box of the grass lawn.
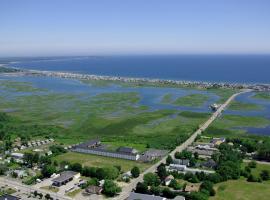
[40,186,59,193]
[211,178,270,200]
[242,162,270,177]
[53,151,151,172]
[66,189,82,198]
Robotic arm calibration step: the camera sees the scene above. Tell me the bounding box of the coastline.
[1,64,270,91]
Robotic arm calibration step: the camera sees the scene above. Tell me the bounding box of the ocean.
[7,55,270,84]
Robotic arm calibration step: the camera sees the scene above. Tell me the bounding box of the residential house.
[164,175,174,186]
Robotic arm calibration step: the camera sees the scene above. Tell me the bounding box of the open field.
[242,162,270,177]
[211,178,270,200]
[53,151,151,172]
[228,100,263,111]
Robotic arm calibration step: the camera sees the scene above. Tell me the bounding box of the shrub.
[131,166,140,178]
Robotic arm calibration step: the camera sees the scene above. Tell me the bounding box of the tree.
[103,167,119,180]
[260,170,270,181]
[162,187,176,199]
[166,155,173,165]
[131,166,140,178]
[0,164,8,175]
[135,182,148,194]
[82,166,97,177]
[41,165,56,178]
[45,194,51,200]
[102,180,121,197]
[150,186,161,196]
[143,173,161,186]
[96,168,106,180]
[248,161,257,168]
[169,179,181,190]
[200,181,215,196]
[157,164,167,180]
[194,152,199,160]
[70,163,82,172]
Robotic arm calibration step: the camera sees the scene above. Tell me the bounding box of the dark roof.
[77,139,101,148]
[202,159,217,168]
[0,194,20,200]
[117,147,137,154]
[128,192,165,200]
[52,171,78,183]
[143,149,168,157]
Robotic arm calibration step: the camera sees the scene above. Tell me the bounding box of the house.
[52,171,80,187]
[164,175,174,186]
[122,171,132,180]
[201,159,217,169]
[84,139,101,148]
[173,159,190,166]
[169,164,187,172]
[173,196,185,200]
[210,138,225,146]
[85,185,103,195]
[139,149,168,162]
[128,192,166,200]
[10,153,24,160]
[0,194,20,200]
[99,179,105,187]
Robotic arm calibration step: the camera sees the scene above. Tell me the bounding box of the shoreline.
[1,64,270,91]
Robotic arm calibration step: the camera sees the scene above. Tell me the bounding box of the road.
[0,177,71,200]
[115,90,250,200]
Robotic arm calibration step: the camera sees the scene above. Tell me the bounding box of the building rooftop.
[52,171,78,183]
[117,147,138,154]
[128,192,166,200]
[0,194,20,200]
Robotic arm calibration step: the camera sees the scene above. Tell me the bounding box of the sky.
[1,0,270,56]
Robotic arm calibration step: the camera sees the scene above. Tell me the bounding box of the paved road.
[115,90,250,200]
[0,177,71,200]
[244,159,270,165]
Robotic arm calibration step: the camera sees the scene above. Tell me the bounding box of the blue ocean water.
[9,55,270,84]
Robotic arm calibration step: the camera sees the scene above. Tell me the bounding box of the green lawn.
[211,178,270,200]
[53,151,151,172]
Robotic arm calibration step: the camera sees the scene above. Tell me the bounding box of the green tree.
[102,180,121,197]
[143,173,161,186]
[135,182,148,194]
[157,164,167,180]
[260,170,270,181]
[41,165,56,178]
[166,155,173,165]
[248,161,257,168]
[150,186,161,196]
[200,181,215,196]
[131,166,140,178]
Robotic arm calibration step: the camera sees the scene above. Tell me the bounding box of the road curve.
[115,89,250,200]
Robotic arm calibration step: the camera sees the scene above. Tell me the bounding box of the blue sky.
[1,0,270,56]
